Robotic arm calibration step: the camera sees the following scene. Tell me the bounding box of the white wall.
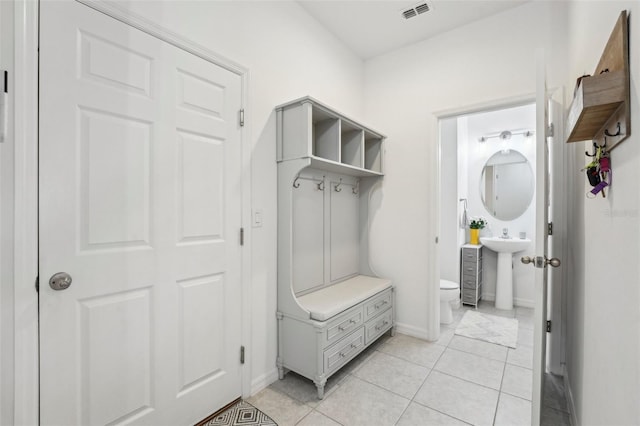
[457,118,470,249]
[0,1,14,423]
[363,1,567,338]
[107,0,365,392]
[438,118,459,282]
[563,2,640,424]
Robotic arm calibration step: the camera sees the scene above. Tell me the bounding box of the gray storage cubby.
[340,119,364,168]
[277,96,384,177]
[313,106,340,162]
[276,97,392,400]
[364,132,383,173]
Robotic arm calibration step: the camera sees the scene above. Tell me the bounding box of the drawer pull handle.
[375,320,390,331]
[338,319,358,332]
[339,343,359,359]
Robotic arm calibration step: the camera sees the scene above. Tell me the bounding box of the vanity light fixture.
[477,129,535,143]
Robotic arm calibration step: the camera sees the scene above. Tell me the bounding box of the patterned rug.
[455,310,518,348]
[202,401,277,426]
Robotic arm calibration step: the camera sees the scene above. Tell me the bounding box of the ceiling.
[297,0,530,59]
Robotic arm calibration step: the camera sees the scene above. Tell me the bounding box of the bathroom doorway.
[436,87,566,422]
[439,103,537,305]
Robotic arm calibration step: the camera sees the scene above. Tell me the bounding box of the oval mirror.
[480,150,534,221]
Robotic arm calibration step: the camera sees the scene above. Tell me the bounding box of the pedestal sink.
[480,236,531,310]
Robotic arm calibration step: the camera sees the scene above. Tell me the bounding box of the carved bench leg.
[314,377,327,399]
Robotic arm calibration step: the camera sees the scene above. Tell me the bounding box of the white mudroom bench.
[276,275,394,399]
[275,97,393,399]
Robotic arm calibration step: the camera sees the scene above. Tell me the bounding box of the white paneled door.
[530,49,562,425]
[39,2,243,425]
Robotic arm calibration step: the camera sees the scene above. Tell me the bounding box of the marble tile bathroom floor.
[249,302,571,425]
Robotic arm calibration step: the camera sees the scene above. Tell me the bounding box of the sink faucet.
[501,228,510,239]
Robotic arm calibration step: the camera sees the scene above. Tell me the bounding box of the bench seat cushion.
[297,275,392,321]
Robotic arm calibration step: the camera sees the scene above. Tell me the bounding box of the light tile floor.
[249,301,571,426]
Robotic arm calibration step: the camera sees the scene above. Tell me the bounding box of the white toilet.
[440,279,460,324]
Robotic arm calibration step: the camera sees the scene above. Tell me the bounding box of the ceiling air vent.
[402,8,417,19]
[401,2,431,19]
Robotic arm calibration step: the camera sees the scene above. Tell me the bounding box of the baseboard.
[563,365,579,426]
[394,322,430,341]
[482,293,495,301]
[478,293,534,309]
[514,297,534,309]
[250,368,279,397]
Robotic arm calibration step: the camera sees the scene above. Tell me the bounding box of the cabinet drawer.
[363,289,392,322]
[462,274,482,288]
[462,280,481,290]
[461,262,481,276]
[323,328,365,375]
[325,308,364,346]
[462,248,482,262]
[365,308,392,344]
[462,290,479,303]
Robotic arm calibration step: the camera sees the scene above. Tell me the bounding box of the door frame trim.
[13,0,39,424]
[14,0,253,421]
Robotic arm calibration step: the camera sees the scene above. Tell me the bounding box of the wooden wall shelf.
[566,11,630,150]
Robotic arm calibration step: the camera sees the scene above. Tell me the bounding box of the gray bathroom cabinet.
[275,97,394,399]
[461,244,483,307]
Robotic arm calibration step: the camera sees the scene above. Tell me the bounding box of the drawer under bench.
[277,282,394,399]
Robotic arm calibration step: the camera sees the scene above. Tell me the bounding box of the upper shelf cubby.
[277,97,385,177]
[565,10,629,150]
[312,106,340,162]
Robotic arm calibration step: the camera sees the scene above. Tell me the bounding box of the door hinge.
[35,276,39,293]
[0,70,8,143]
[548,222,553,236]
[546,320,552,333]
[240,346,245,364]
[547,123,554,138]
[239,109,245,127]
[240,227,244,246]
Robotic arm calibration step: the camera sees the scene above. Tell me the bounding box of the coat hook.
[352,180,360,195]
[317,177,325,191]
[293,175,300,188]
[334,178,342,192]
[604,122,621,137]
[585,141,598,157]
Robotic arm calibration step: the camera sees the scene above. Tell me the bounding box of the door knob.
[49,272,72,291]
[547,257,561,267]
[521,256,534,265]
[520,256,561,268]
